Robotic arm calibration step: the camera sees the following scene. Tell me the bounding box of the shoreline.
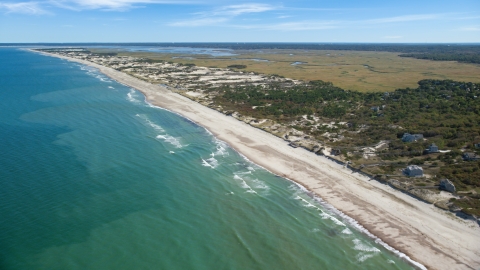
[143,97,425,268]
[35,50,480,270]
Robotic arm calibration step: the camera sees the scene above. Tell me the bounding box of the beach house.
[402,133,424,142]
[439,179,456,193]
[427,143,439,153]
[462,152,480,161]
[330,148,341,156]
[404,165,424,177]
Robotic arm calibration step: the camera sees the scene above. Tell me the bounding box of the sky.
[0,0,479,43]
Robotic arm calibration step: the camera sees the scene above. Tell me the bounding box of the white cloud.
[0,0,195,14]
[49,0,193,11]
[212,3,275,16]
[171,3,277,27]
[0,2,50,14]
[230,13,446,31]
[366,14,441,24]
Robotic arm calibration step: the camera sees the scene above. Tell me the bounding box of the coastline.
[36,50,480,270]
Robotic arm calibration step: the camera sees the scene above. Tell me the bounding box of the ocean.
[0,48,416,270]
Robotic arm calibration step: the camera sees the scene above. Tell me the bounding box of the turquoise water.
[0,48,416,270]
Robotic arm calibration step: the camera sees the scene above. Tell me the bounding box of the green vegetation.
[227,64,247,69]
[92,52,118,57]
[214,79,480,214]
[400,52,480,64]
[216,80,359,119]
[135,58,164,63]
[450,197,480,216]
[441,161,480,190]
[216,80,480,149]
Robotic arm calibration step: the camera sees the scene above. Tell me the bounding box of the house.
[474,143,480,149]
[404,165,423,177]
[371,106,380,112]
[312,145,324,154]
[427,143,439,153]
[402,133,424,142]
[289,142,298,148]
[439,179,456,193]
[331,149,341,156]
[462,152,480,161]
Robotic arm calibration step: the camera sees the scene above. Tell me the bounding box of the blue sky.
[0,0,479,43]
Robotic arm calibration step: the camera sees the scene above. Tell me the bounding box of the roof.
[463,152,479,158]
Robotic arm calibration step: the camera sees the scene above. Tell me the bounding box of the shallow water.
[0,48,416,270]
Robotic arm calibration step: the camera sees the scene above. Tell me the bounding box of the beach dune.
[40,51,480,270]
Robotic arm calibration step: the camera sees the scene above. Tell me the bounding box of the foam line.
[233,174,257,194]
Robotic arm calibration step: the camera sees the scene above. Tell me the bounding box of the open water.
[0,48,418,270]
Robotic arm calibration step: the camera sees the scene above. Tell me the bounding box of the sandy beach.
[39,51,480,270]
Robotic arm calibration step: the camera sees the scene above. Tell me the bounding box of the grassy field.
[92,48,480,92]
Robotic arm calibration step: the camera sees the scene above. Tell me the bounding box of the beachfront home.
[331,149,341,156]
[439,179,456,193]
[289,142,299,148]
[462,152,480,161]
[402,133,424,142]
[404,165,424,177]
[427,143,439,153]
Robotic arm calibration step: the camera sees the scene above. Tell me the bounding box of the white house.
[404,165,423,177]
[427,143,439,153]
[402,133,424,142]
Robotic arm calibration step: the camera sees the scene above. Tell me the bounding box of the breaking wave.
[78,65,112,83]
[136,114,184,148]
[201,152,219,169]
[127,89,141,103]
[233,174,257,194]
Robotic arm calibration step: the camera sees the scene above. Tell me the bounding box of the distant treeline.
[399,52,480,64]
[32,43,480,64]
[227,65,247,69]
